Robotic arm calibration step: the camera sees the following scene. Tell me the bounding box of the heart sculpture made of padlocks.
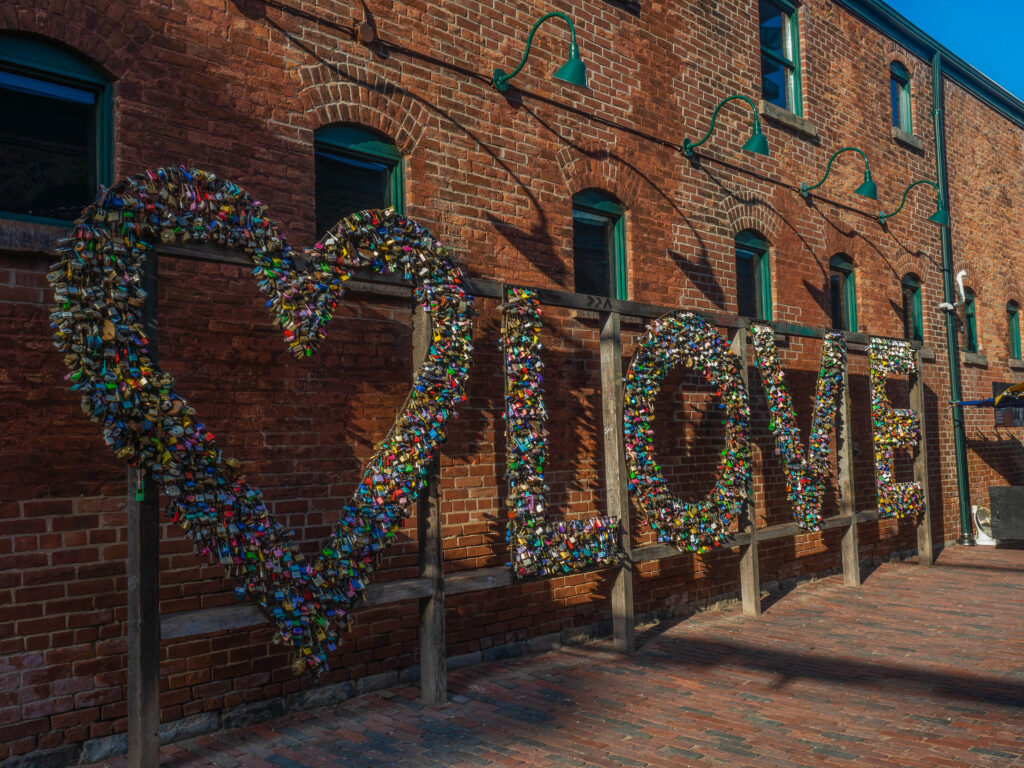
[48,166,474,676]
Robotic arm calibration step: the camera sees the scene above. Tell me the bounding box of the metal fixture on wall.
[682,95,770,157]
[878,179,949,227]
[492,12,588,92]
[801,147,878,200]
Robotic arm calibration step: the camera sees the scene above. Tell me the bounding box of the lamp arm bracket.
[682,94,760,156]
[800,147,870,197]
[878,178,942,222]
[493,11,577,90]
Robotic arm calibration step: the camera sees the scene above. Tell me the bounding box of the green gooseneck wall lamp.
[682,95,769,157]
[801,147,878,200]
[492,11,588,92]
[878,179,950,227]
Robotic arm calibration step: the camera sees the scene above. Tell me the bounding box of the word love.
[51,167,923,676]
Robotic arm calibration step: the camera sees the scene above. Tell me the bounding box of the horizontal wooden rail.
[154,242,922,349]
[159,509,891,640]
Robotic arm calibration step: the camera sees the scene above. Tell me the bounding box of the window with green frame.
[901,273,923,342]
[314,125,403,236]
[890,61,913,134]
[759,0,802,115]
[1007,301,1020,359]
[735,230,772,321]
[829,254,857,332]
[572,189,627,300]
[0,34,112,225]
[963,288,978,353]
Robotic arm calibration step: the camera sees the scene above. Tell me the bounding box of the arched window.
[901,273,923,342]
[0,34,112,224]
[829,255,857,332]
[735,230,772,321]
[572,189,626,300]
[1007,301,1020,359]
[963,288,978,353]
[314,125,403,236]
[890,61,913,134]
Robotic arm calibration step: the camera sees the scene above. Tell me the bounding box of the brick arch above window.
[556,142,642,210]
[719,196,784,246]
[297,78,433,157]
[0,7,150,80]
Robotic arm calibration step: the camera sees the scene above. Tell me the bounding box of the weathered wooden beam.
[414,307,446,706]
[838,357,861,587]
[445,567,513,595]
[732,328,761,617]
[600,310,634,652]
[126,258,160,768]
[910,347,934,565]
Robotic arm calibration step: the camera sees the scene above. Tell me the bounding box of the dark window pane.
[761,55,788,109]
[891,79,901,128]
[736,248,757,318]
[759,2,785,57]
[0,77,96,220]
[314,149,390,236]
[573,208,612,297]
[830,272,844,330]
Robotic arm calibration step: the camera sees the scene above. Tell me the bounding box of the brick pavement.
[89,546,1023,767]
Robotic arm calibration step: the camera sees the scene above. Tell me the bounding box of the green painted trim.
[830,255,857,332]
[0,34,113,220]
[1008,304,1021,359]
[572,188,623,216]
[891,62,913,133]
[902,274,923,342]
[735,230,769,251]
[316,125,402,162]
[964,290,978,353]
[612,213,628,301]
[0,210,74,228]
[758,248,773,322]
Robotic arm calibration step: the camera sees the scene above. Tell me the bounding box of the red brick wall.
[2,0,1021,761]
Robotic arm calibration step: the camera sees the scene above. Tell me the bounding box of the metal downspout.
[931,51,975,545]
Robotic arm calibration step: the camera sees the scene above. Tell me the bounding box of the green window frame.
[314,125,404,236]
[759,0,802,116]
[963,288,978,353]
[0,34,112,226]
[890,61,913,134]
[1008,301,1020,359]
[901,274,923,342]
[735,230,772,321]
[572,189,627,301]
[829,255,857,332]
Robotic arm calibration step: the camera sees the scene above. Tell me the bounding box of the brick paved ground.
[90,546,1023,767]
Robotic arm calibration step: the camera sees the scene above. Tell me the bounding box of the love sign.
[49,167,923,677]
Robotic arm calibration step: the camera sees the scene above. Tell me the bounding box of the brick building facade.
[1,0,1022,764]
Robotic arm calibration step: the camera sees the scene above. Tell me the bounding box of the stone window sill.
[759,100,819,140]
[0,216,65,254]
[963,351,989,368]
[920,346,936,362]
[891,125,924,151]
[1008,357,1024,371]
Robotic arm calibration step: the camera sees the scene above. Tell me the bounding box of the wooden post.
[600,310,634,652]
[732,326,761,616]
[127,258,160,767]
[414,306,446,704]
[910,348,934,565]
[838,357,861,586]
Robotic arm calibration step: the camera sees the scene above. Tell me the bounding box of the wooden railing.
[126,242,933,765]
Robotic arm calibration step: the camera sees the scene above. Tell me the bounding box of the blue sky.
[885,1,1024,100]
